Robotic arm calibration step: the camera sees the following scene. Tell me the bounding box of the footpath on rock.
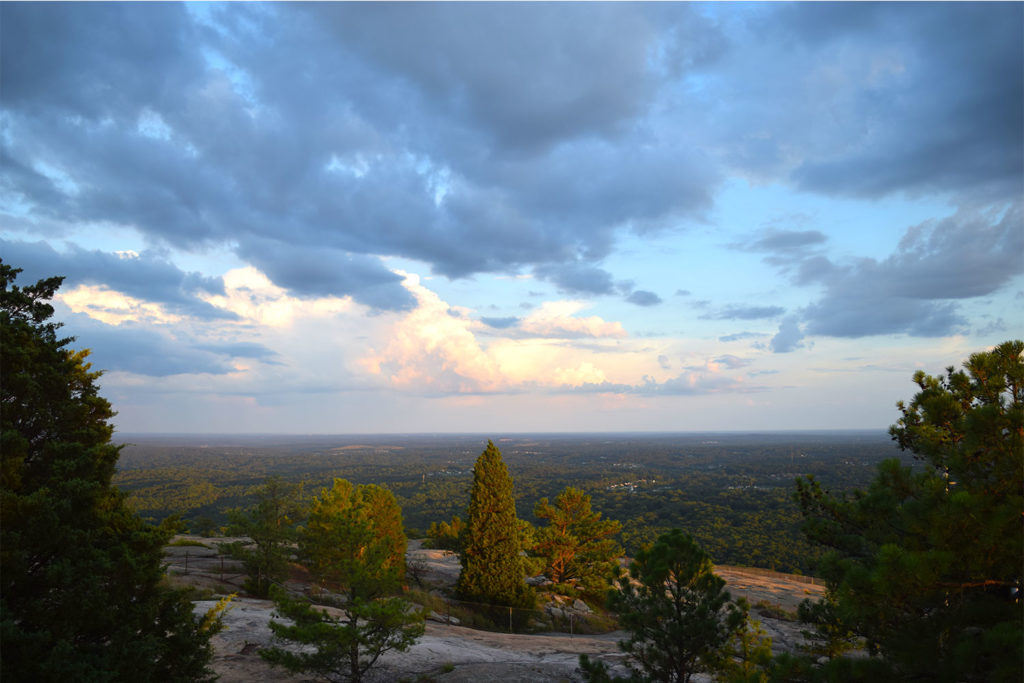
[166,537,822,682]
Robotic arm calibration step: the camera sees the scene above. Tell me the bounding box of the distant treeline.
[115,432,910,575]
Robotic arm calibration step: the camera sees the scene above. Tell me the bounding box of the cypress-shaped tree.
[455,440,531,607]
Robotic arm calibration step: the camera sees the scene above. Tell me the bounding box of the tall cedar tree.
[226,476,304,597]
[532,486,623,598]
[456,440,532,607]
[795,340,1023,682]
[261,479,423,682]
[0,263,214,681]
[580,529,747,683]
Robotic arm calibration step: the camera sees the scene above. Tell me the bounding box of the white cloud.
[519,301,627,339]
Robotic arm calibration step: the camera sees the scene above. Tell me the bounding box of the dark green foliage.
[0,262,214,681]
[114,432,900,576]
[584,529,747,683]
[795,340,1024,682]
[456,440,533,607]
[262,478,422,681]
[225,476,303,597]
[531,486,622,599]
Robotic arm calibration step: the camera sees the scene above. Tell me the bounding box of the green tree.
[531,486,622,598]
[424,514,464,551]
[455,440,532,607]
[0,263,214,681]
[261,478,423,682]
[795,340,1024,681]
[226,476,304,597]
[581,529,747,683]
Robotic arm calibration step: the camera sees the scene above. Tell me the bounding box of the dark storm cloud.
[625,290,663,307]
[0,239,234,320]
[0,3,724,306]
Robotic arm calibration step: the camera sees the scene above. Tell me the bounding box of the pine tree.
[0,262,214,681]
[225,476,304,598]
[581,529,747,683]
[261,479,423,682]
[531,486,622,599]
[795,340,1023,681]
[455,440,532,607]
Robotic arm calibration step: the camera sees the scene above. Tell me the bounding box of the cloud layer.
[1,3,1020,431]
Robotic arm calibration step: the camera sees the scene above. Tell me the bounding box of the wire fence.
[717,565,822,586]
[414,594,616,636]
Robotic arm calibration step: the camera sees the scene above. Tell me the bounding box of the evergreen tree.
[0,262,214,681]
[424,514,464,551]
[531,486,622,598]
[455,440,532,607]
[225,476,304,597]
[581,529,747,683]
[261,478,423,682]
[795,340,1023,682]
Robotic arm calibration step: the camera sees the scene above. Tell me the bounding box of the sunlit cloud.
[519,301,627,339]
[200,267,354,327]
[60,285,183,326]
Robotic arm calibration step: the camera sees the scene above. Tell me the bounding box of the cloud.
[567,370,759,397]
[711,354,751,370]
[704,305,786,320]
[518,301,627,339]
[303,3,722,152]
[625,290,663,307]
[778,3,1023,201]
[480,316,520,329]
[235,239,414,310]
[1,239,233,320]
[796,204,1021,338]
[770,316,805,353]
[60,313,237,377]
[195,341,279,362]
[718,331,762,342]
[533,263,617,296]
[737,229,828,253]
[361,273,506,394]
[0,3,721,311]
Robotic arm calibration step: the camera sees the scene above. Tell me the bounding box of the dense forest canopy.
[114,430,907,574]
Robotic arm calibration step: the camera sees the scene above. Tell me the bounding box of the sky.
[1,2,1022,434]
